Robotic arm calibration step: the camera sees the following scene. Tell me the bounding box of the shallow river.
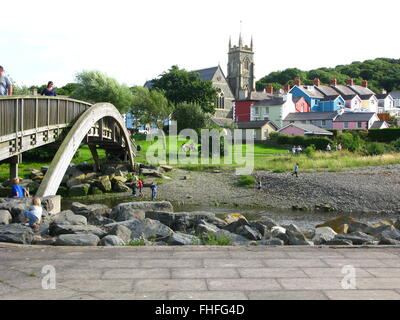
[61,195,399,231]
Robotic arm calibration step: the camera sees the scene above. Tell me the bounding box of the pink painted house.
[278,123,333,136]
[332,112,380,130]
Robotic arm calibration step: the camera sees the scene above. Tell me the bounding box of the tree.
[151,65,218,114]
[171,103,208,133]
[130,86,172,128]
[71,70,134,112]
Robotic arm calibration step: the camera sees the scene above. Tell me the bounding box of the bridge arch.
[36,102,135,197]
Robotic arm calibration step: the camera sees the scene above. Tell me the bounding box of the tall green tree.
[151,65,218,114]
[172,103,208,133]
[130,86,172,128]
[72,70,134,112]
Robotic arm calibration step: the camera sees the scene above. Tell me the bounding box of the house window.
[264,129,268,138]
[357,122,362,129]
[344,122,349,129]
[321,120,326,126]
[315,101,319,106]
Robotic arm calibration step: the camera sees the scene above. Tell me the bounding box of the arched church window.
[215,92,224,109]
[243,58,250,71]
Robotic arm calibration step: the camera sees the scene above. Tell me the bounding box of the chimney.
[284,83,291,92]
[30,88,38,96]
[362,80,368,88]
[313,78,321,86]
[330,78,337,86]
[381,89,387,94]
[346,78,354,86]
[266,84,273,94]
[294,77,302,86]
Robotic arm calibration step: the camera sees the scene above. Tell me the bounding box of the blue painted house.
[289,85,324,111]
[289,78,346,112]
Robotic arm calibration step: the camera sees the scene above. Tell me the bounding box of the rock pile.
[0,161,171,198]
[1,200,400,246]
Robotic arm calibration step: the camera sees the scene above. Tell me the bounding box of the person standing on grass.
[150,182,157,200]
[291,163,299,178]
[137,179,144,197]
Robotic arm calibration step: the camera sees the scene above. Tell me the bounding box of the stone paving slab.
[2,244,400,300]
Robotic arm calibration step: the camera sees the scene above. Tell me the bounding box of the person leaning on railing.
[0,66,13,96]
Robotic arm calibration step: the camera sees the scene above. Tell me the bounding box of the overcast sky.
[3,0,399,88]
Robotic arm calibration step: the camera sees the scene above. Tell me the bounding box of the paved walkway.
[1,244,400,300]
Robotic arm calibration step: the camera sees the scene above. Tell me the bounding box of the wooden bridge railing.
[0,96,92,162]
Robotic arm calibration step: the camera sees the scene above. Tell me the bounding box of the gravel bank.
[158,165,400,214]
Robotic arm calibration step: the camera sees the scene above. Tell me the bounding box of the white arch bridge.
[0,96,136,197]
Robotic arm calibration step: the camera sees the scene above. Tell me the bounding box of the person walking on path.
[150,182,157,201]
[291,163,299,178]
[9,178,30,198]
[41,81,56,96]
[0,66,12,96]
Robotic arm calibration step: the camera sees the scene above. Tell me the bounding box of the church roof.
[192,66,219,81]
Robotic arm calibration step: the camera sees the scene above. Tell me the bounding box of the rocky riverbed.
[156,165,400,215]
[1,199,400,247]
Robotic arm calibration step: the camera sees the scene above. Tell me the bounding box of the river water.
[61,194,399,231]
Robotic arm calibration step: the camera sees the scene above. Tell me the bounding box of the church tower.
[227,34,255,100]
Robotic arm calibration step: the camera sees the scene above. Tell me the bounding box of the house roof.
[253,96,286,107]
[292,96,303,103]
[335,112,376,122]
[315,85,341,97]
[246,91,278,101]
[370,120,388,129]
[376,94,390,100]
[236,120,277,130]
[348,85,375,98]
[389,90,400,99]
[296,86,325,98]
[210,117,234,127]
[320,95,342,102]
[192,66,219,81]
[279,123,333,136]
[284,112,337,121]
[331,85,358,98]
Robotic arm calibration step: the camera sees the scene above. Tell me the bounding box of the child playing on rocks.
[22,197,42,232]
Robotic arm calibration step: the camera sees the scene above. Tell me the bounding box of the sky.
[3,0,400,88]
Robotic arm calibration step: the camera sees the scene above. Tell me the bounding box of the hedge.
[368,128,400,143]
[274,134,332,150]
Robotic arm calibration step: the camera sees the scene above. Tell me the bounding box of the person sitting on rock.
[9,178,30,198]
[21,197,42,232]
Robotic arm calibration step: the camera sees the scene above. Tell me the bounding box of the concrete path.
[1,244,400,300]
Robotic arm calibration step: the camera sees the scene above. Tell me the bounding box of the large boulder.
[369,225,400,241]
[110,205,146,222]
[316,216,356,234]
[113,181,130,193]
[49,223,107,238]
[70,202,111,218]
[49,210,87,226]
[325,239,353,245]
[0,224,34,244]
[249,221,269,238]
[285,224,312,245]
[271,226,289,245]
[262,217,279,229]
[313,227,337,244]
[214,229,249,244]
[237,225,262,241]
[146,211,217,232]
[114,201,173,214]
[222,218,249,234]
[168,232,200,245]
[224,214,247,224]
[0,210,12,225]
[348,221,375,234]
[68,184,90,197]
[105,218,173,242]
[99,235,125,246]
[88,216,116,227]
[95,176,112,193]
[55,234,100,246]
[195,220,220,236]
[107,224,132,243]
[334,232,376,245]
